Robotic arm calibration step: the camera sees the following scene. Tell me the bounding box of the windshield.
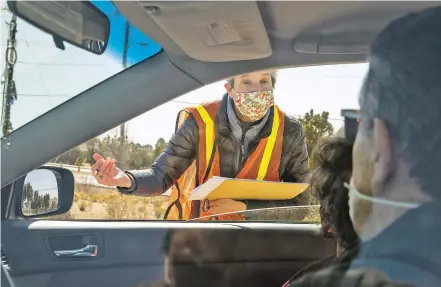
[34,63,364,223]
[3,1,367,225]
[0,1,161,130]
[4,4,441,287]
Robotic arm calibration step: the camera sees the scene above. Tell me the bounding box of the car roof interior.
[1,1,438,187]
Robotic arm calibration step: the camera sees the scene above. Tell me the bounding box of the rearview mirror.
[17,166,74,218]
[7,1,110,55]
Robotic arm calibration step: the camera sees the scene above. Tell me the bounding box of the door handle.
[53,244,98,258]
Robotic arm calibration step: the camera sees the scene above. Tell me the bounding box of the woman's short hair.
[310,137,359,251]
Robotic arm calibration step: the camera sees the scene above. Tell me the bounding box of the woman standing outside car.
[92,70,311,220]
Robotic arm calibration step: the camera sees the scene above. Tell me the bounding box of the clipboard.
[189,176,309,201]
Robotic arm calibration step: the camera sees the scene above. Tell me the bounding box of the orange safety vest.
[163,100,285,221]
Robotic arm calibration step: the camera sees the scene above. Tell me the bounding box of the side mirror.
[16,166,74,218]
[7,1,110,55]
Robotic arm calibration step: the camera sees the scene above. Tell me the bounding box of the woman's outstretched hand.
[91,153,132,188]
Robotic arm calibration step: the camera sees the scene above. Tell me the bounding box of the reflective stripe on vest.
[195,104,281,180]
[257,105,279,180]
[195,104,215,168]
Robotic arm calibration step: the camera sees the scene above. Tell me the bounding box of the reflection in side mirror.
[7,1,110,55]
[21,169,60,216]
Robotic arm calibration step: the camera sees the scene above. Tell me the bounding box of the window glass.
[0,1,161,130]
[42,64,366,222]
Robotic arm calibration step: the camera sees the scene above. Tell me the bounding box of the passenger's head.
[162,229,237,287]
[351,6,441,239]
[311,137,358,253]
[161,229,293,287]
[225,70,277,122]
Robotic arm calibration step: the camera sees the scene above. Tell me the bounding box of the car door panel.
[2,220,335,287]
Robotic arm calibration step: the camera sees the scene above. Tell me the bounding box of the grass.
[49,184,321,223]
[302,207,321,223]
[90,193,105,203]
[67,185,169,220]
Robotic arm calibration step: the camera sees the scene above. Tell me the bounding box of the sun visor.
[293,10,413,55]
[137,1,272,62]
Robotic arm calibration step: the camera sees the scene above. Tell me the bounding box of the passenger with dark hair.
[160,229,290,287]
[140,228,313,287]
[288,5,441,287]
[310,138,358,254]
[282,137,359,286]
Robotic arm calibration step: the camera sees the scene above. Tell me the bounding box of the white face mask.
[345,181,420,208]
[345,181,420,224]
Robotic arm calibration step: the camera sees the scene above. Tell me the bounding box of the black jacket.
[287,202,441,287]
[119,95,311,211]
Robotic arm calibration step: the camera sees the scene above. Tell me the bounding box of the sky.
[25,169,58,198]
[1,7,366,147]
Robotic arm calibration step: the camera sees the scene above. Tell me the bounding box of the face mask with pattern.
[230,89,274,121]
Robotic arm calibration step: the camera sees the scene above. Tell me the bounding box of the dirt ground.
[69,192,169,220]
[70,202,108,220]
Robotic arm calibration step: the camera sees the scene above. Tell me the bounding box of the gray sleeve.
[117,115,198,196]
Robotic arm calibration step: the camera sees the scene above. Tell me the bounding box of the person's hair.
[161,229,301,287]
[227,71,278,89]
[162,230,173,254]
[310,137,359,251]
[359,6,441,199]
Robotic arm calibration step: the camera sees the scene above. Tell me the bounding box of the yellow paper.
[189,176,309,201]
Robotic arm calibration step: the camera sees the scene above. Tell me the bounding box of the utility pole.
[119,19,130,147]
[113,20,131,170]
[1,13,18,147]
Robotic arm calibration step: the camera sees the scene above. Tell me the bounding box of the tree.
[98,135,158,170]
[83,137,101,164]
[50,197,58,210]
[154,138,168,159]
[99,135,130,169]
[56,147,83,165]
[126,142,154,170]
[335,126,345,137]
[30,190,42,213]
[298,109,334,167]
[23,182,34,209]
[49,134,165,170]
[42,194,51,212]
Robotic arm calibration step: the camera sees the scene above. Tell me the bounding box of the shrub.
[74,191,90,202]
[90,193,104,203]
[103,192,168,220]
[104,192,131,220]
[78,200,91,212]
